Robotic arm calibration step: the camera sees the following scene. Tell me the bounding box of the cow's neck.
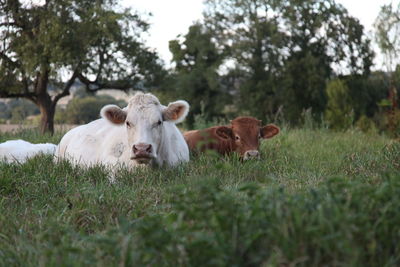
[156,123,181,167]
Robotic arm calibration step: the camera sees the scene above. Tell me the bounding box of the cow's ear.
[101,105,127,125]
[163,100,189,124]
[215,126,234,140]
[260,124,280,139]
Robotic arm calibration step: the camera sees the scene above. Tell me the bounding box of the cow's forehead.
[127,92,161,107]
[231,116,261,136]
[126,93,162,122]
[231,117,260,128]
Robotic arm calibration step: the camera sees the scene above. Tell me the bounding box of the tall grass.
[0,127,399,266]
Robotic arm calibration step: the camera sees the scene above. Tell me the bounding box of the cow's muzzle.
[243,150,260,160]
[131,143,155,164]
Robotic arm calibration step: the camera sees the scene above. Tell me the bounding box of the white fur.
[0,139,57,163]
[56,92,190,168]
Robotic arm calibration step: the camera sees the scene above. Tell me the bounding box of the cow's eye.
[154,120,162,128]
[126,121,131,128]
[235,135,240,141]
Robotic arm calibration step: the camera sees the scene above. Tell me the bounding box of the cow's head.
[101,92,189,165]
[215,116,279,160]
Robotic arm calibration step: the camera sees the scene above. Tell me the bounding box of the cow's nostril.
[244,150,259,158]
[133,143,152,154]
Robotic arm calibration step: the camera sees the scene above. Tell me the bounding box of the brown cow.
[184,116,280,160]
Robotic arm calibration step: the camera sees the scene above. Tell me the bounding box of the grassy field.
[0,127,399,266]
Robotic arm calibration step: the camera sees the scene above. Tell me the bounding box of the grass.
[0,126,399,266]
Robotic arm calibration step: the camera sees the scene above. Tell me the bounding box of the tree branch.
[21,75,36,103]
[77,73,132,93]
[0,91,36,99]
[0,51,21,68]
[95,48,106,83]
[0,22,20,27]
[51,69,79,108]
[5,1,25,30]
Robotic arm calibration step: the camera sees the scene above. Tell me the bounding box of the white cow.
[0,139,57,163]
[56,92,190,168]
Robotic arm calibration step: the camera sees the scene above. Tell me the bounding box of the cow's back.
[184,128,233,155]
[183,130,202,151]
[56,119,130,166]
[0,140,57,163]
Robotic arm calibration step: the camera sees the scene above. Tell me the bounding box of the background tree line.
[164,0,399,137]
[0,0,399,137]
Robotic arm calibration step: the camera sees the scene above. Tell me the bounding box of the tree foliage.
[201,0,373,122]
[169,23,227,125]
[374,2,400,72]
[374,2,400,137]
[203,0,286,119]
[280,0,373,121]
[0,0,164,133]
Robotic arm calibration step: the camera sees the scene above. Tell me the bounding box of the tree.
[342,73,387,119]
[374,2,400,136]
[375,2,400,72]
[203,0,373,122]
[169,23,226,126]
[0,0,164,133]
[203,0,286,119]
[278,0,373,122]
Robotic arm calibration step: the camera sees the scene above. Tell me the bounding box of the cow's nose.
[133,143,152,154]
[244,150,260,160]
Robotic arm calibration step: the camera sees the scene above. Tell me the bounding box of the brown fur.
[184,127,234,155]
[184,116,279,157]
[163,103,183,121]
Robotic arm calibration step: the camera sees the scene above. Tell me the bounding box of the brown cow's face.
[216,117,280,160]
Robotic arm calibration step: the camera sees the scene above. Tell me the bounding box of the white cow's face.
[101,93,189,165]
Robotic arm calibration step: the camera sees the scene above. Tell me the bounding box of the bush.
[55,95,126,124]
[325,79,354,130]
[0,102,10,119]
[355,115,378,134]
[5,99,39,123]
[97,176,400,266]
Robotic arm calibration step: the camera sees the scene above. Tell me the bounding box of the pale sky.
[123,0,394,69]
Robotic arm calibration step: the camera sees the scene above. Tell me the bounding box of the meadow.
[0,126,399,266]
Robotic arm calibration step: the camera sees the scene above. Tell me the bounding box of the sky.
[123,0,394,69]
[123,0,203,64]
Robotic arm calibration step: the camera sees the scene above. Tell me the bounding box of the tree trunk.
[34,67,56,135]
[37,95,55,135]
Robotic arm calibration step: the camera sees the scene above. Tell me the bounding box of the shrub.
[325,79,354,130]
[111,176,400,266]
[55,95,126,124]
[355,115,378,134]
